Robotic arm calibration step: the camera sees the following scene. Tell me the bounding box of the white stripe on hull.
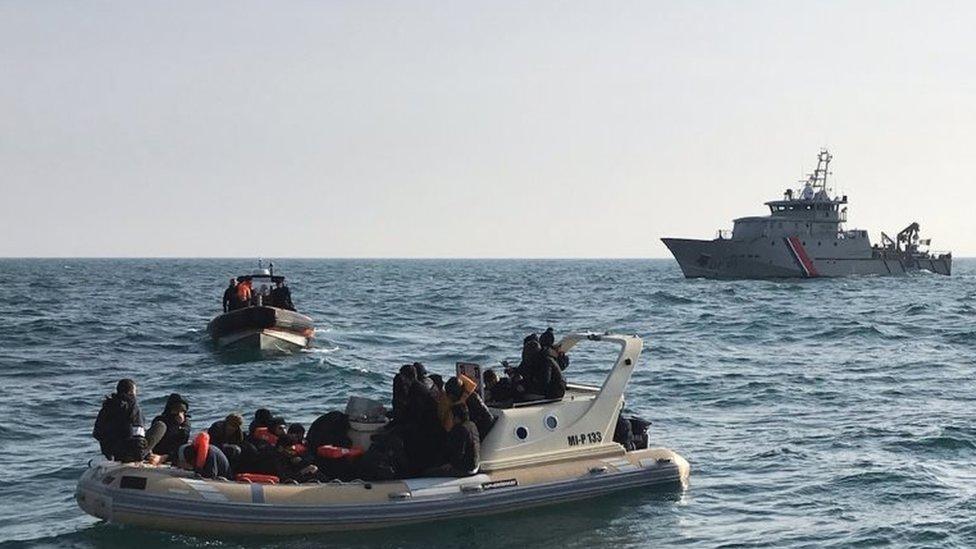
[216,329,308,352]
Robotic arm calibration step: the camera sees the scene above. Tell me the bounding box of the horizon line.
[0,255,678,260]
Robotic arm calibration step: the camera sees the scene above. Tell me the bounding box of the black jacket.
[208,420,244,447]
[222,286,236,312]
[93,393,144,460]
[464,393,495,440]
[445,420,480,475]
[151,413,190,456]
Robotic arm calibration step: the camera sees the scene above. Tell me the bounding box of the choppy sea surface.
[0,258,974,548]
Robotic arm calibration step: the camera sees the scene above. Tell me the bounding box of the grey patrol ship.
[662,150,951,279]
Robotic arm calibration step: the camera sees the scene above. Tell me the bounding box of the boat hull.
[76,448,689,535]
[207,306,314,352]
[662,237,951,279]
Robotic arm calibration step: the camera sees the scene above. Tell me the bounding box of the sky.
[1,1,974,258]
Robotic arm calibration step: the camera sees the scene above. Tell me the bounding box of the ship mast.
[811,149,832,195]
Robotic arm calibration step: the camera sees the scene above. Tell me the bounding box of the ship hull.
[662,238,951,279]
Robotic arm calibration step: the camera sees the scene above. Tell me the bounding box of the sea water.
[1,258,974,548]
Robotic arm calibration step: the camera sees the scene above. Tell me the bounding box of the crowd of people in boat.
[92,328,571,483]
[222,277,295,312]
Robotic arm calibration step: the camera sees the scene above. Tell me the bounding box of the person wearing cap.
[208,413,246,469]
[149,393,191,461]
[222,278,238,312]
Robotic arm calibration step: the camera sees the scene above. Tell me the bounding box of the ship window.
[834,242,838,246]
[771,241,775,246]
[515,426,529,441]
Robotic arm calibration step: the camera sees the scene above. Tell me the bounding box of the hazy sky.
[2,1,974,257]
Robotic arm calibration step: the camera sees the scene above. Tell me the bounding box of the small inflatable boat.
[76,333,690,535]
[207,268,314,352]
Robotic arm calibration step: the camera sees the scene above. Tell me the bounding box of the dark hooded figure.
[413,362,435,393]
[442,404,480,476]
[93,378,147,462]
[248,408,274,436]
[540,327,556,349]
[274,434,318,482]
[150,393,191,458]
[270,281,295,311]
[392,364,417,424]
[403,372,444,474]
[222,278,238,312]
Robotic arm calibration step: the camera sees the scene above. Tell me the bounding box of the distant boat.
[662,150,951,279]
[207,264,314,352]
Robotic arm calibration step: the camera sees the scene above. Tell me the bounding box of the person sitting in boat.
[442,375,494,440]
[208,413,245,469]
[270,280,296,311]
[482,369,499,402]
[287,423,306,443]
[176,440,231,480]
[93,378,153,462]
[391,364,417,425]
[425,404,479,477]
[396,366,444,475]
[540,327,570,371]
[274,434,318,483]
[222,278,238,312]
[148,393,191,462]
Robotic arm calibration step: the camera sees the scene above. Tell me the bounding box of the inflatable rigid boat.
[207,269,314,352]
[76,333,690,535]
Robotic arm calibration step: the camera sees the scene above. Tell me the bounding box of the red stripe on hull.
[785,236,819,277]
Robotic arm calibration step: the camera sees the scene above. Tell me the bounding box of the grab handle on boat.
[589,466,608,475]
[460,484,484,494]
[389,492,412,500]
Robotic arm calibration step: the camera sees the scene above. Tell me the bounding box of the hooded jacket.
[93,392,145,460]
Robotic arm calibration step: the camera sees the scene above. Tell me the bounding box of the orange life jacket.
[235,472,279,484]
[236,281,252,302]
[316,445,364,460]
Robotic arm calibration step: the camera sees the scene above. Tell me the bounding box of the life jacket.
[316,445,364,460]
[236,281,252,302]
[193,432,210,469]
[235,472,279,484]
[252,426,278,446]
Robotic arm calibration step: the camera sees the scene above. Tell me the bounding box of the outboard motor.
[613,414,651,451]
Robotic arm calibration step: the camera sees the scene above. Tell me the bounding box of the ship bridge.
[730,149,850,240]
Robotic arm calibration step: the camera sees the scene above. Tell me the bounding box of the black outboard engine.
[628,417,651,450]
[613,413,651,451]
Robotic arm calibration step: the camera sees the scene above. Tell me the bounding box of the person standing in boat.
[270,280,295,310]
[222,278,238,312]
[235,278,252,307]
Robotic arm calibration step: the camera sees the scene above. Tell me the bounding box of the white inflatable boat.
[76,333,690,535]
